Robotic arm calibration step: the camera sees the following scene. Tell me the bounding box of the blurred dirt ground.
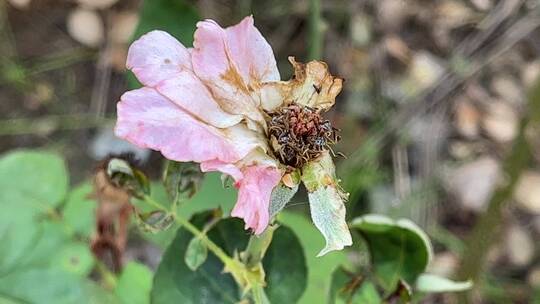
[1,0,540,303]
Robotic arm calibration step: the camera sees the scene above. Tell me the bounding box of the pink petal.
[127,30,191,87]
[200,160,243,181]
[226,16,280,83]
[230,165,282,235]
[115,87,259,164]
[191,17,279,124]
[156,71,242,128]
[128,31,243,129]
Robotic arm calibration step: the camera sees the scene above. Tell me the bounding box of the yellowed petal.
[259,57,343,112]
[288,57,343,110]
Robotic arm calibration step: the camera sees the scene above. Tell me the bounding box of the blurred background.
[1,0,540,303]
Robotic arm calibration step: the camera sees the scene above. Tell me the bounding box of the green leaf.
[115,262,153,304]
[152,214,307,304]
[262,223,307,303]
[351,214,434,291]
[151,215,240,304]
[328,267,351,304]
[415,273,472,293]
[53,242,95,277]
[184,236,208,271]
[0,268,99,304]
[328,267,381,304]
[163,161,204,203]
[0,210,103,304]
[351,282,381,304]
[0,150,68,207]
[279,211,349,304]
[135,210,175,234]
[0,150,117,304]
[63,183,96,238]
[133,173,236,249]
[0,150,69,270]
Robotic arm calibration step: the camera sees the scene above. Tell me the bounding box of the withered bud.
[163,161,204,202]
[267,104,341,168]
[98,153,150,198]
[91,154,147,272]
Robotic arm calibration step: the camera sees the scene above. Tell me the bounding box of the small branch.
[308,0,323,60]
[141,195,237,268]
[141,195,273,300]
[241,225,276,269]
[95,260,118,290]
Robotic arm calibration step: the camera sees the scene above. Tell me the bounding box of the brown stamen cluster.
[267,104,340,168]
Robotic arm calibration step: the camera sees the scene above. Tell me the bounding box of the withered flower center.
[266,104,340,168]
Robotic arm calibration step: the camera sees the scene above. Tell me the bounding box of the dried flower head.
[267,104,341,168]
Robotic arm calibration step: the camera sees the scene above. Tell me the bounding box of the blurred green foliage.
[0,150,145,303]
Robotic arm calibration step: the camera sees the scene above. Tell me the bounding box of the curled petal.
[288,57,343,110]
[258,57,343,112]
[115,87,260,164]
[231,165,282,235]
[127,30,191,87]
[192,17,279,125]
[201,149,277,184]
[200,160,243,181]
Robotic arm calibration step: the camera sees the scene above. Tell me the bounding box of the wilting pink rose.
[115,16,344,238]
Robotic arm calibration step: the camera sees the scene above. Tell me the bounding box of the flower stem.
[95,260,117,290]
[241,225,277,269]
[140,195,274,300]
[141,194,236,267]
[308,0,323,60]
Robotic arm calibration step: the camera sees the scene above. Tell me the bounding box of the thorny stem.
[141,195,274,304]
[141,194,237,268]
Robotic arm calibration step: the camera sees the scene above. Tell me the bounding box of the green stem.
[95,260,118,290]
[242,225,277,269]
[140,195,273,301]
[251,283,271,304]
[141,195,235,266]
[308,0,322,60]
